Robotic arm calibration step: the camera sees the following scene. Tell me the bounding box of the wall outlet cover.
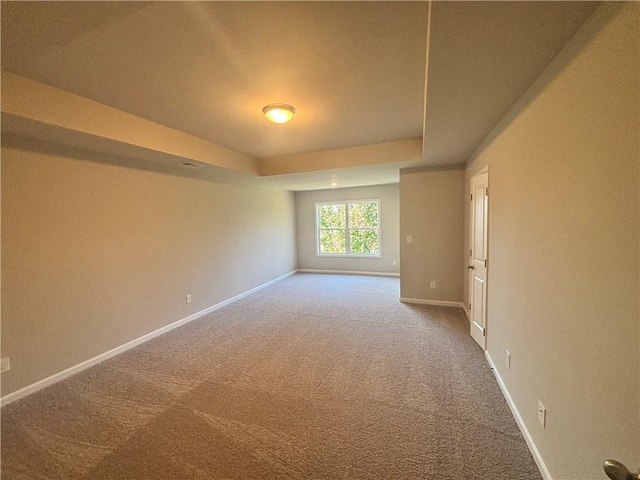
[1,357,11,373]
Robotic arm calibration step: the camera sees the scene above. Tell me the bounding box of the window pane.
[319,229,346,254]
[350,229,379,255]
[349,202,378,228]
[318,204,346,228]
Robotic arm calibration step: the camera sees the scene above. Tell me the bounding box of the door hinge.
[469,249,472,257]
[468,303,471,310]
[486,188,488,196]
[470,193,473,201]
[484,259,487,267]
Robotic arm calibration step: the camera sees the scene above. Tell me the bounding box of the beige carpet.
[1,273,542,479]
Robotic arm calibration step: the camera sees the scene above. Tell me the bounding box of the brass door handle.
[604,460,640,480]
[466,265,474,270]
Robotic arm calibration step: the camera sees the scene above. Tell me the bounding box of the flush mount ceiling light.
[262,103,296,124]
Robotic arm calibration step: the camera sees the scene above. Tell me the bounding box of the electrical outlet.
[505,350,511,369]
[406,235,412,243]
[537,401,546,428]
[392,260,397,266]
[1,357,11,373]
[430,281,436,288]
[186,294,192,304]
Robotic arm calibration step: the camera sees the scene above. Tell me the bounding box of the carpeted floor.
[1,273,542,479]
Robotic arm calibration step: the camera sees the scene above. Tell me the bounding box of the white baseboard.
[400,297,465,309]
[0,270,296,407]
[297,269,400,277]
[485,351,552,480]
[462,303,470,321]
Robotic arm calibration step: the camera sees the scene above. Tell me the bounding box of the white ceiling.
[1,1,598,191]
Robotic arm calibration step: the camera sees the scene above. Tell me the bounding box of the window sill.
[316,254,382,259]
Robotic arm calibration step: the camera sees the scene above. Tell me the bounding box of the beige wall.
[399,167,465,303]
[465,3,639,478]
[1,141,297,397]
[295,184,399,274]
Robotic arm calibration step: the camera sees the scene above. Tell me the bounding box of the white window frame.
[315,199,381,258]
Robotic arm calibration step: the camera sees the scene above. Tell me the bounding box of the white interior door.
[469,170,488,349]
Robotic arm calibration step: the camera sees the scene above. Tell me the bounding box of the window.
[316,200,380,256]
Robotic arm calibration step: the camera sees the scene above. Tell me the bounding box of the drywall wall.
[399,167,465,303]
[1,140,297,397]
[295,184,399,274]
[465,3,639,478]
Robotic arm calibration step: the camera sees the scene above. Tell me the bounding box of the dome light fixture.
[262,103,296,124]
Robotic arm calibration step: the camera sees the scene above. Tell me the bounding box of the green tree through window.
[316,200,380,256]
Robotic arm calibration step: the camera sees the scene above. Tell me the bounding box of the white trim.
[462,303,470,320]
[313,253,382,259]
[0,270,296,407]
[485,351,552,480]
[400,297,465,309]
[297,269,399,278]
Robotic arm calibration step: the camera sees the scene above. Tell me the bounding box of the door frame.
[468,166,489,349]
